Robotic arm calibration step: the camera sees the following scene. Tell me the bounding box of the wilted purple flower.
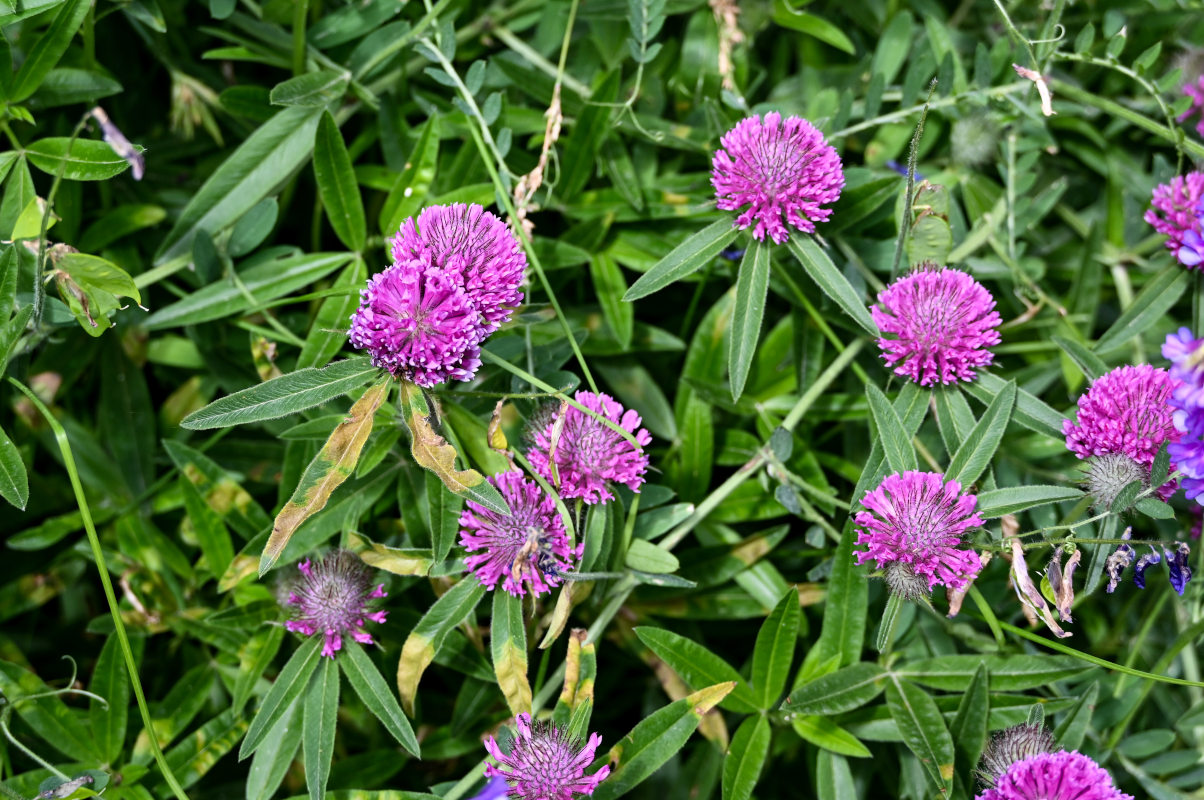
[976,751,1133,800]
[1063,365,1182,500]
[1182,75,1204,138]
[1145,172,1204,268]
[350,203,526,386]
[527,391,652,505]
[389,204,526,336]
[1164,328,1204,501]
[1167,542,1193,595]
[977,724,1057,788]
[1105,531,1135,594]
[1133,547,1162,589]
[854,471,984,593]
[871,264,1002,386]
[460,471,579,598]
[484,712,611,800]
[282,550,387,658]
[711,112,844,244]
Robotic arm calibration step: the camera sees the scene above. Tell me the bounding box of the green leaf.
[770,0,855,53]
[729,241,770,401]
[158,709,249,792]
[490,591,532,717]
[590,254,634,350]
[1111,479,1143,512]
[89,634,131,765]
[895,654,1091,691]
[781,662,887,715]
[52,253,143,335]
[261,378,388,575]
[634,627,758,713]
[339,643,418,757]
[624,539,680,574]
[751,587,799,709]
[933,384,977,454]
[1053,335,1106,381]
[871,11,914,85]
[228,197,279,257]
[1095,265,1191,353]
[233,626,286,712]
[948,662,989,790]
[0,423,29,509]
[945,378,1015,487]
[155,106,324,264]
[0,661,102,762]
[78,203,166,252]
[816,752,857,800]
[1135,496,1175,519]
[722,716,771,800]
[380,116,440,236]
[145,251,352,329]
[558,71,619,197]
[181,358,379,430]
[786,235,878,337]
[314,112,366,251]
[240,637,323,760]
[976,485,1086,518]
[591,683,735,800]
[623,219,740,301]
[790,715,871,758]
[866,383,917,474]
[1052,681,1098,751]
[245,697,302,800]
[303,656,339,800]
[26,137,140,181]
[270,70,349,107]
[178,473,235,580]
[885,676,954,795]
[297,258,366,370]
[8,0,90,102]
[1151,441,1171,488]
[396,577,486,713]
[963,373,1065,437]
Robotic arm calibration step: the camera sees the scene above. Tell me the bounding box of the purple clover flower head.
[977,724,1058,788]
[348,261,481,387]
[1181,75,1204,138]
[1133,547,1162,589]
[389,204,526,336]
[459,471,579,598]
[1145,172,1204,269]
[1164,328,1204,502]
[484,712,611,800]
[854,471,984,593]
[1166,542,1193,596]
[871,264,1002,386]
[711,112,844,244]
[527,391,652,505]
[281,550,387,658]
[975,751,1133,800]
[1062,365,1182,500]
[349,203,526,387]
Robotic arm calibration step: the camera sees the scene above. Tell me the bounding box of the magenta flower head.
[977,724,1058,788]
[349,203,526,387]
[527,391,652,505]
[484,712,610,800]
[459,471,579,598]
[854,471,984,597]
[711,112,844,244]
[871,264,1002,386]
[1145,172,1204,269]
[1182,75,1204,138]
[975,751,1133,800]
[1062,365,1182,501]
[281,550,387,658]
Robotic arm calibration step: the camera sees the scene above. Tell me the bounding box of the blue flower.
[468,776,510,800]
[1133,548,1162,589]
[1166,542,1193,596]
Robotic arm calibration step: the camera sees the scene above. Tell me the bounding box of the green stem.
[1052,78,1204,161]
[832,83,1026,139]
[7,379,192,800]
[1,717,70,781]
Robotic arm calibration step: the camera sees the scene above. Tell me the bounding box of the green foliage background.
[2,0,1204,798]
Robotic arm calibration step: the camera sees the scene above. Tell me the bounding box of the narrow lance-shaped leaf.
[396,577,486,714]
[182,358,380,430]
[729,241,770,401]
[380,115,440,236]
[1095,265,1191,353]
[240,637,323,760]
[313,111,366,252]
[866,383,917,474]
[397,379,509,516]
[0,424,29,509]
[245,697,303,800]
[949,662,989,791]
[9,0,91,102]
[339,641,420,757]
[751,587,799,710]
[623,219,741,301]
[296,258,367,370]
[945,378,1015,487]
[591,682,736,800]
[786,235,879,337]
[261,377,390,576]
[491,590,532,717]
[722,716,771,800]
[781,662,887,716]
[885,675,955,796]
[634,627,758,713]
[552,630,596,731]
[302,655,339,800]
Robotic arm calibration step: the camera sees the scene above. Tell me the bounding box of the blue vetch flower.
[1133,548,1162,589]
[1166,542,1193,596]
[468,776,511,800]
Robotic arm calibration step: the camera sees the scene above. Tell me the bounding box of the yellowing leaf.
[259,378,389,576]
[396,634,435,716]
